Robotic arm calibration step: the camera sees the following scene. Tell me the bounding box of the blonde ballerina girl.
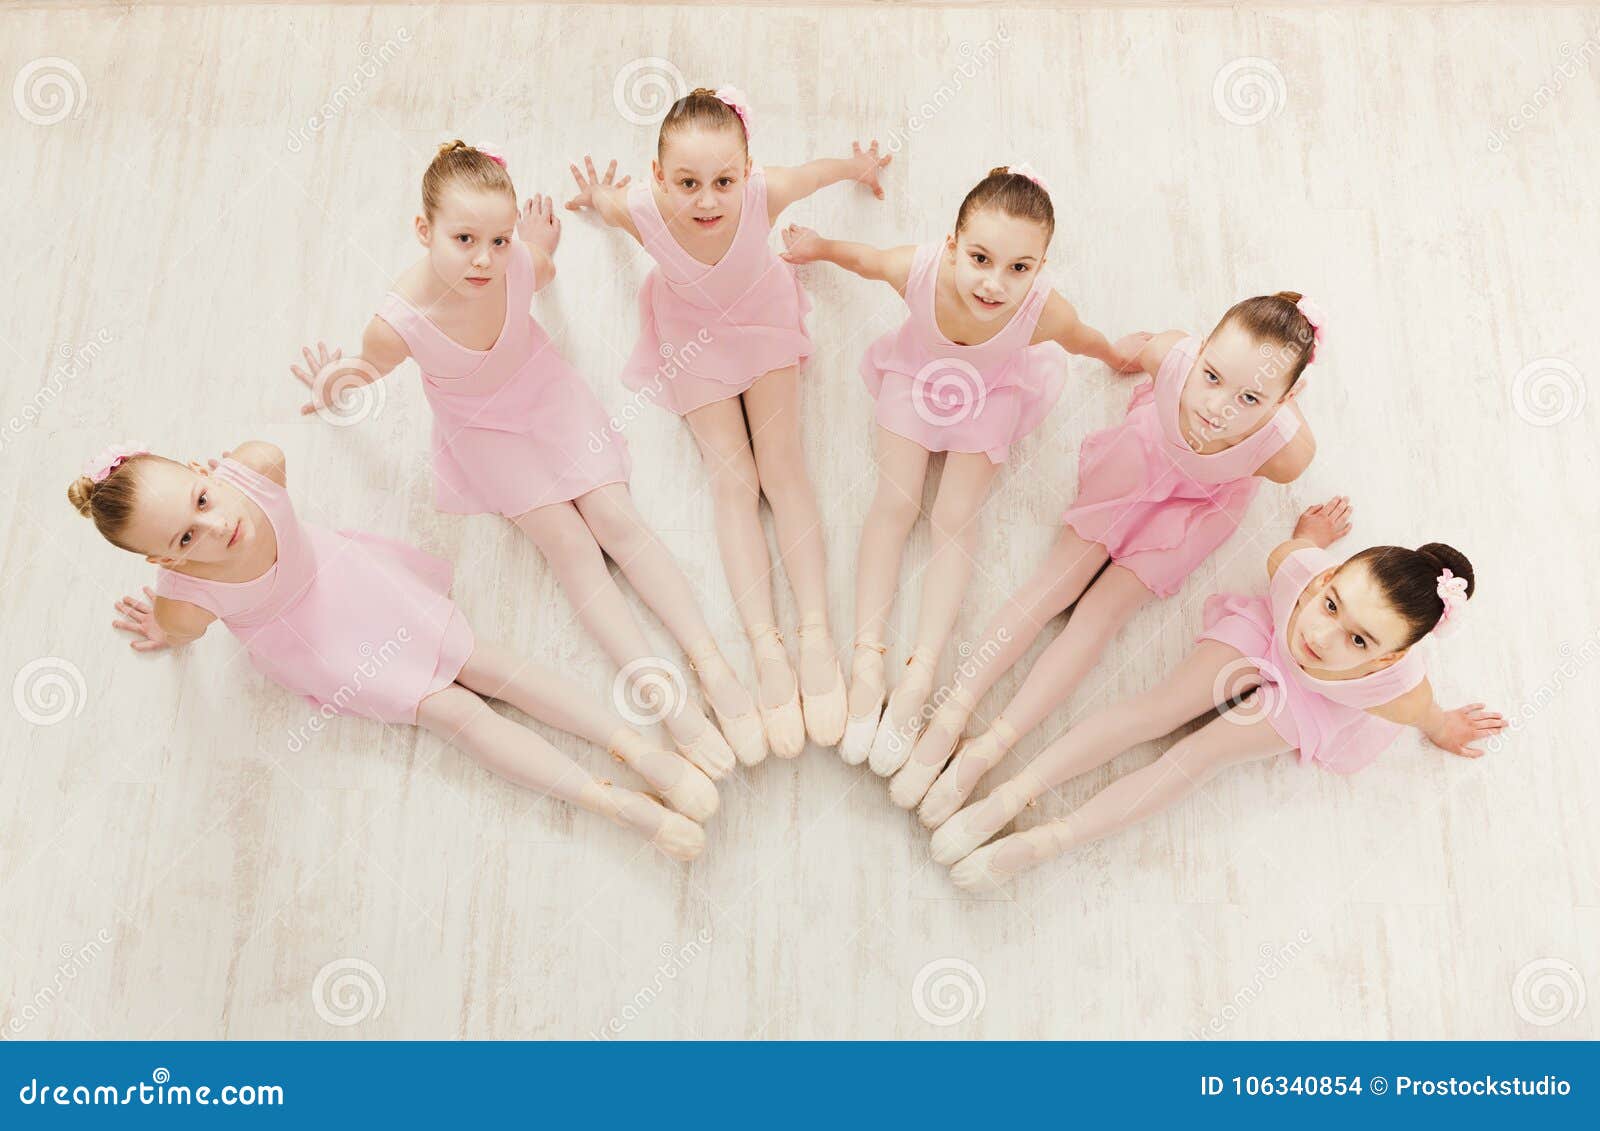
[291,141,758,779]
[74,441,713,860]
[932,498,1506,890]
[896,292,1321,826]
[779,165,1144,776]
[564,86,891,758]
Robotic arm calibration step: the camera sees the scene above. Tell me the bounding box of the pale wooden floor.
[2,3,1595,1040]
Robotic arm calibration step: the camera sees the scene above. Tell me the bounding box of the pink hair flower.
[84,443,147,483]
[1008,161,1051,197]
[1432,568,1469,637]
[713,86,753,139]
[1295,295,1327,362]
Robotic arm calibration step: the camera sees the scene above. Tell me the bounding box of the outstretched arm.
[517,194,561,291]
[1369,678,1507,758]
[112,587,215,650]
[765,140,891,219]
[778,226,915,294]
[563,156,639,241]
[1266,497,1352,578]
[290,317,408,419]
[1033,292,1146,373]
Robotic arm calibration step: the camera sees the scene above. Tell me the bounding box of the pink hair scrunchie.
[85,444,148,483]
[1432,568,1469,637]
[1295,295,1327,363]
[1007,161,1051,197]
[713,86,753,139]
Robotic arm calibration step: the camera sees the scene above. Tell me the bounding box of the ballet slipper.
[669,707,736,781]
[609,727,719,823]
[918,715,1019,829]
[686,646,768,767]
[749,624,805,758]
[888,689,974,810]
[839,639,887,765]
[597,782,706,862]
[867,649,937,777]
[929,772,1040,865]
[949,823,1066,891]
[795,617,846,748]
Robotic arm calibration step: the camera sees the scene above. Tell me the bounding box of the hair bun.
[67,475,96,517]
[1272,290,1304,305]
[1417,542,1475,598]
[987,165,1011,179]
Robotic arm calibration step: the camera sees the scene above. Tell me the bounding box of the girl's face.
[1178,319,1298,448]
[415,186,518,297]
[120,460,261,569]
[653,126,749,239]
[945,210,1049,324]
[1288,559,1413,677]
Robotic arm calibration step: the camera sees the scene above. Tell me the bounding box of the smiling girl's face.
[416,186,518,298]
[944,209,1050,324]
[119,460,259,569]
[652,125,749,242]
[1288,559,1413,677]
[1178,320,1299,448]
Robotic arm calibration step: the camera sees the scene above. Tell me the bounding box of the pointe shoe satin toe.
[838,640,887,766]
[918,716,1018,829]
[796,619,847,748]
[867,650,936,777]
[750,624,805,759]
[687,650,768,767]
[609,729,719,823]
[929,777,1035,865]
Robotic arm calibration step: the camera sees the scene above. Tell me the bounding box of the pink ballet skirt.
[621,165,812,414]
[1198,546,1427,774]
[154,457,475,726]
[1061,335,1301,597]
[376,241,631,518]
[860,243,1065,464]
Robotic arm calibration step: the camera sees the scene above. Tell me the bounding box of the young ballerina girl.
[290,141,760,777]
[72,441,714,860]
[893,292,1322,824]
[778,165,1145,775]
[931,498,1507,890]
[563,86,890,757]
